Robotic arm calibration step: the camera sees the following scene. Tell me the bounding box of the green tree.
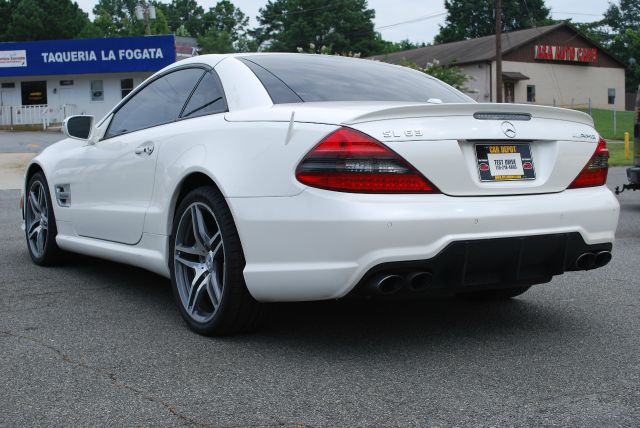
[400,59,471,91]
[435,0,552,44]
[198,0,255,53]
[378,38,427,55]
[203,0,248,40]
[198,31,235,53]
[93,0,170,37]
[627,28,640,91]
[254,0,384,56]
[159,0,205,38]
[602,0,640,91]
[0,1,11,36]
[602,0,640,32]
[93,0,142,36]
[575,0,640,91]
[1,0,90,42]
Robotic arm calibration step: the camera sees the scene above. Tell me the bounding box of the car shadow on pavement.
[50,251,580,352]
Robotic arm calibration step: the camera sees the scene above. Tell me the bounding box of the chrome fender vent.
[55,184,71,207]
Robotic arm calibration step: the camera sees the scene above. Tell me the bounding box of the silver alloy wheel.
[25,180,49,258]
[174,202,225,323]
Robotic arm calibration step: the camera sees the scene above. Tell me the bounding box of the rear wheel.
[169,186,264,336]
[25,172,63,265]
[455,286,531,300]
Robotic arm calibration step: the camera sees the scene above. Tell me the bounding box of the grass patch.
[576,108,634,141]
[607,142,634,166]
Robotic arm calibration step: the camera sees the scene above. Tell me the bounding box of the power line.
[375,11,447,31]
[551,11,604,17]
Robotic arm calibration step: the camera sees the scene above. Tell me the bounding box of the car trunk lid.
[345,103,599,196]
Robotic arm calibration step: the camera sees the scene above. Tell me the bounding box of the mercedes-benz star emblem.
[501,121,517,138]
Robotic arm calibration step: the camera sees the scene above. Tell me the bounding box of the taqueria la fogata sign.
[0,35,176,77]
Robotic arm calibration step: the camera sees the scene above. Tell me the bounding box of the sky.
[75,0,614,44]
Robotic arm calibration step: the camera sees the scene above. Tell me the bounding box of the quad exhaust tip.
[368,271,434,294]
[576,251,612,270]
[370,274,404,294]
[407,272,433,291]
[595,251,612,268]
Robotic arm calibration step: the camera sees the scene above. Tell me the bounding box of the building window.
[21,81,47,105]
[1,82,16,89]
[121,78,134,98]
[91,80,104,101]
[607,88,615,105]
[60,80,74,86]
[527,85,536,103]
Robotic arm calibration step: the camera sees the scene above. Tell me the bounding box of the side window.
[239,58,301,104]
[105,68,204,138]
[181,71,227,118]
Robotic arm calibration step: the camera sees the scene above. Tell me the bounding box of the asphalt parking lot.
[1,167,639,427]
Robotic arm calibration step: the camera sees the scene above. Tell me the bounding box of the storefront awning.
[502,71,530,81]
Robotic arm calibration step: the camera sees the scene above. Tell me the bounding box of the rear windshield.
[239,54,470,104]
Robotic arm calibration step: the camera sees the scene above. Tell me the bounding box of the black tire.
[455,286,531,301]
[169,186,265,336]
[24,172,63,266]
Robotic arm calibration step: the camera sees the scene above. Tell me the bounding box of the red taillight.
[295,127,439,193]
[568,137,609,189]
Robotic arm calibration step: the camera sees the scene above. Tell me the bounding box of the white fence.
[0,104,79,129]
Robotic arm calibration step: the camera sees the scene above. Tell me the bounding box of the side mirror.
[63,115,94,140]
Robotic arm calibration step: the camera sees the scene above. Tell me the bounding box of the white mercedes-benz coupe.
[22,53,620,335]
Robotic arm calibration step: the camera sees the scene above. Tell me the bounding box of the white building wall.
[0,72,152,123]
[461,60,625,110]
[460,62,491,102]
[500,60,625,110]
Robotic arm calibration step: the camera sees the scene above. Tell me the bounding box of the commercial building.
[0,35,195,128]
[373,23,626,110]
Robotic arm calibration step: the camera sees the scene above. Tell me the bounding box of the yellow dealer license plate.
[475,143,536,181]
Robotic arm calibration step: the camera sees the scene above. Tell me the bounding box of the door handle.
[135,142,154,156]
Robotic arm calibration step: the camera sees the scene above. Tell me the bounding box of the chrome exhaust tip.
[406,272,433,291]
[594,251,612,268]
[369,274,404,294]
[576,252,596,270]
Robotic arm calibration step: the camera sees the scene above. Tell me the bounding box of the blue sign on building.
[0,35,176,77]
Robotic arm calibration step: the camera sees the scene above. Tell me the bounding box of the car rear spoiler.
[343,103,595,127]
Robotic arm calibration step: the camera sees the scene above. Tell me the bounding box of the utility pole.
[135,1,156,35]
[495,0,503,103]
[144,5,151,36]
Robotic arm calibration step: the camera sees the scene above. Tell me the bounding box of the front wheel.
[25,172,63,265]
[169,186,265,336]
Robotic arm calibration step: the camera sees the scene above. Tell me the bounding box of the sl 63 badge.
[382,129,424,138]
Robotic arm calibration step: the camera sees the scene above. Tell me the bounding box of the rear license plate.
[475,143,535,181]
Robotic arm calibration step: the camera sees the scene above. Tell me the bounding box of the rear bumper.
[349,233,611,297]
[228,186,619,302]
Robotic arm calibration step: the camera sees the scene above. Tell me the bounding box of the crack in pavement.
[3,284,122,299]
[1,329,217,428]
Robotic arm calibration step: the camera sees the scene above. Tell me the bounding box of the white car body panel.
[66,125,160,244]
[22,53,620,302]
[214,57,273,111]
[232,186,618,301]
